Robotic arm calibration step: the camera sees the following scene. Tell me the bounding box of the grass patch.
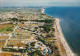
[0,24,16,33]
[0,28,5,32]
[6,28,13,31]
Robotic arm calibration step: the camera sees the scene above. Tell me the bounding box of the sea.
[44,7,80,56]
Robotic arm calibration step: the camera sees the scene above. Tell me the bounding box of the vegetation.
[2,47,26,53]
[36,37,45,44]
[11,18,18,21]
[0,28,13,32]
[31,42,36,46]
[0,28,5,32]
[36,37,52,47]
[30,51,44,56]
[6,28,13,31]
[0,19,2,21]
[40,25,51,33]
[31,19,54,23]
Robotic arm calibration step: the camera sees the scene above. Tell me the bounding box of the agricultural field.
[0,24,16,34]
[6,40,26,48]
[0,52,22,56]
[11,32,31,40]
[10,23,38,40]
[0,40,5,49]
[0,36,9,40]
[18,23,38,27]
[11,28,35,40]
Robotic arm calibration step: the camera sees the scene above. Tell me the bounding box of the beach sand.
[42,8,76,56]
[41,8,45,13]
[55,18,75,56]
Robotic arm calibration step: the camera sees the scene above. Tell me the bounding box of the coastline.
[42,8,76,56]
[55,18,76,56]
[41,8,45,13]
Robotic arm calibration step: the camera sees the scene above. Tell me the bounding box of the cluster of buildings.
[0,12,19,20]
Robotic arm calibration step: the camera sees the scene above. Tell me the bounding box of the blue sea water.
[44,7,80,56]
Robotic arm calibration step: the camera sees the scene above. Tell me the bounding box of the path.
[4,26,18,47]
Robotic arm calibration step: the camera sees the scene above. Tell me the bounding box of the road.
[4,26,18,47]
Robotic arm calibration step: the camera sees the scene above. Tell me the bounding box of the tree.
[31,42,36,46]
[6,28,13,31]
[11,18,18,21]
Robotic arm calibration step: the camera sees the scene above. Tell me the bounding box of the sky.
[0,0,80,7]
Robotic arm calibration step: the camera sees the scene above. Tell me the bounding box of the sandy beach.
[41,8,45,13]
[55,18,75,56]
[42,8,76,56]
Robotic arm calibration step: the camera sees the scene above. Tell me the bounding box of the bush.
[11,18,18,21]
[30,51,44,56]
[31,42,36,46]
[31,19,54,23]
[0,19,2,21]
[6,28,13,31]
[2,47,26,52]
[42,25,51,33]
[36,37,45,44]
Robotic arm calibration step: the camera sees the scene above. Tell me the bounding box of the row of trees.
[31,19,54,23]
[2,47,26,53]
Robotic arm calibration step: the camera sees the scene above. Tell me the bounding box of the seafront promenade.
[55,18,75,56]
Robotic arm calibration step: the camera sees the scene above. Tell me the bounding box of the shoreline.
[41,8,45,13]
[42,8,76,56]
[55,18,76,56]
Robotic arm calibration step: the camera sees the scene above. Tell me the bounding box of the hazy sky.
[0,0,80,7]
